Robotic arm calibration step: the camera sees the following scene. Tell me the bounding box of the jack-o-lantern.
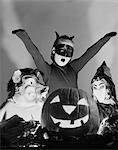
[41,88,100,137]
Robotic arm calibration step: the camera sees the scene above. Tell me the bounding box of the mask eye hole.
[93,86,97,90]
[93,84,106,90]
[56,44,65,49]
[30,81,33,85]
[28,79,36,85]
[99,85,105,90]
[66,45,74,51]
[60,49,65,52]
[23,78,36,87]
[50,95,60,104]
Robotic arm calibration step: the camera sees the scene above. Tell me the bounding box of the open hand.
[105,32,117,37]
[12,29,25,34]
[12,29,29,39]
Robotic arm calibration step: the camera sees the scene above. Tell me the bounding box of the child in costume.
[0,68,49,122]
[90,61,118,136]
[0,68,49,147]
[12,29,117,95]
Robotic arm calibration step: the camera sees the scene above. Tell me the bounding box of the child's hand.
[12,29,29,39]
[12,29,25,34]
[105,32,117,37]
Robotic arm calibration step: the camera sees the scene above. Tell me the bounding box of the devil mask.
[51,32,74,67]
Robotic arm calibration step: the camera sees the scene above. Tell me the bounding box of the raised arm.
[70,32,117,73]
[12,29,50,78]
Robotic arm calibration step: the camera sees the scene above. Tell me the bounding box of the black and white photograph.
[0,0,118,149]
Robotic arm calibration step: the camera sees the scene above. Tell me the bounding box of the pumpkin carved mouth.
[50,114,89,128]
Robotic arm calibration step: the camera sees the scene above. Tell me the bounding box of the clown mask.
[18,76,49,103]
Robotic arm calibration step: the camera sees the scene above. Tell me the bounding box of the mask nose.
[62,105,76,115]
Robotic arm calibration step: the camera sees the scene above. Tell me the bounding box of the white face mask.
[54,53,71,66]
[92,80,108,103]
[23,86,37,102]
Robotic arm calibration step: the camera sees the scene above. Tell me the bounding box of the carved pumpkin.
[41,88,100,137]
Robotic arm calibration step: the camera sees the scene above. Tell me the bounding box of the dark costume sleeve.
[12,29,51,83]
[97,102,117,121]
[70,34,115,73]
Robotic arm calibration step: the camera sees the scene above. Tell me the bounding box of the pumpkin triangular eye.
[62,105,76,115]
[50,95,60,104]
[77,98,89,106]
